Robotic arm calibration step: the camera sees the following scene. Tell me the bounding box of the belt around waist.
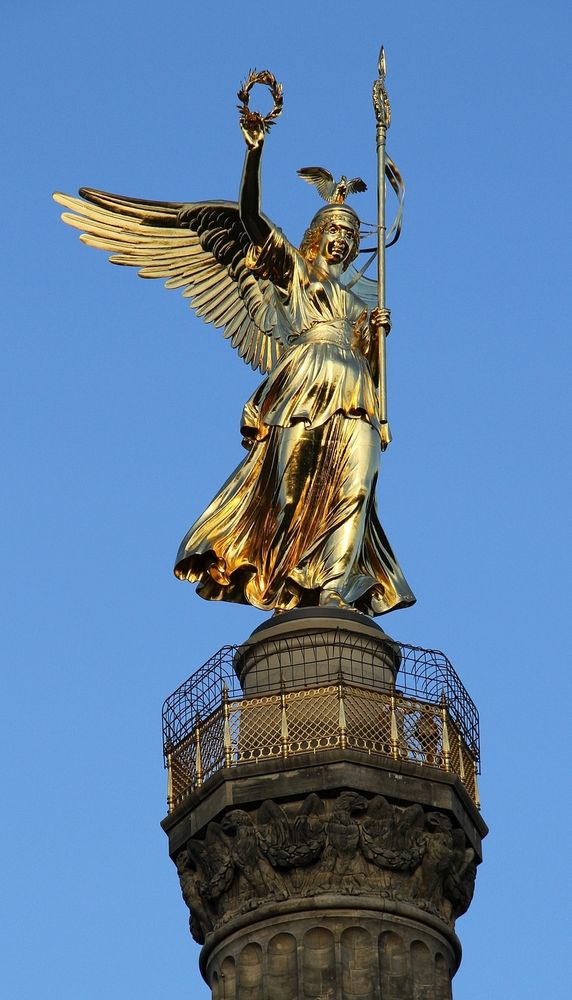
[292,321,353,346]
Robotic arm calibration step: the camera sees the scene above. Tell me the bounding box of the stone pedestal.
[162,612,486,1000]
[235,608,400,696]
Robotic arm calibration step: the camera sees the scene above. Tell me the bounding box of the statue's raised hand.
[240,110,266,151]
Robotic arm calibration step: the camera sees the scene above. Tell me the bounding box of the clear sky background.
[2,2,571,997]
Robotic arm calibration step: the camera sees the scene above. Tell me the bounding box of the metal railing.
[163,639,480,813]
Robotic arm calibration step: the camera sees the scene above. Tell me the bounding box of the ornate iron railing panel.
[163,638,480,813]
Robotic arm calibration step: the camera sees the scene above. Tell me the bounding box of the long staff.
[373,47,392,449]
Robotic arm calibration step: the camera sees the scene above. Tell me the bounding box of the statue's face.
[318,221,358,265]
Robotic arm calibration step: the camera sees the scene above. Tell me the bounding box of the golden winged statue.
[54,73,415,617]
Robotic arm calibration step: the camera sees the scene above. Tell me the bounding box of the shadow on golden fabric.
[175,413,414,615]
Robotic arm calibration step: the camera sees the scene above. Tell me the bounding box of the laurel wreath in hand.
[237,69,283,133]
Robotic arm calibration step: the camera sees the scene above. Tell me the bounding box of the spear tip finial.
[378,46,387,79]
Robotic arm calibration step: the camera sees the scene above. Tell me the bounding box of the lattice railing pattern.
[166,682,480,813]
[163,638,480,761]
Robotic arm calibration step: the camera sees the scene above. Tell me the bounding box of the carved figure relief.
[174,792,476,943]
[317,792,368,891]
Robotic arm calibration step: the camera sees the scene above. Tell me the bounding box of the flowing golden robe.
[174,228,415,615]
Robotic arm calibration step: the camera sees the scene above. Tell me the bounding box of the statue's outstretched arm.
[239,116,271,248]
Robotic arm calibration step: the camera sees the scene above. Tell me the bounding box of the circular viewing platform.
[162,614,480,814]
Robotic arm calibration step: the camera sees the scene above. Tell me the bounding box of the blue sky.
[2,2,571,997]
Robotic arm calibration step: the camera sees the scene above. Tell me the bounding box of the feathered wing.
[53,188,285,374]
[347,177,367,194]
[296,166,335,202]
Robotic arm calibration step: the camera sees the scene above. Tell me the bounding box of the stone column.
[162,610,486,1000]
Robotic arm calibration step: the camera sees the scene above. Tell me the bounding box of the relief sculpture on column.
[174,792,477,944]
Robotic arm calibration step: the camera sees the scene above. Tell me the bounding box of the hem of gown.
[174,552,416,618]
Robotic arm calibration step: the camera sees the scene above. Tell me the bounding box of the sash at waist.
[290,319,354,347]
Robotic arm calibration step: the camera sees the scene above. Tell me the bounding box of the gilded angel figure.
[54,77,415,616]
